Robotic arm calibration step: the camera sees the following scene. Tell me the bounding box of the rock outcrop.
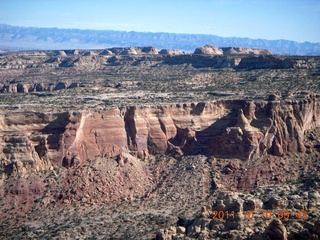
[194,45,224,55]
[1,96,319,174]
[237,55,319,69]
[194,45,272,55]
[221,47,272,55]
[157,187,320,240]
[105,46,159,55]
[0,82,81,93]
[159,49,185,55]
[1,47,319,95]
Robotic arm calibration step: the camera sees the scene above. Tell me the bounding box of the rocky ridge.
[194,45,272,56]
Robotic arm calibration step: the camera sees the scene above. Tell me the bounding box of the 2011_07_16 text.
[212,210,308,220]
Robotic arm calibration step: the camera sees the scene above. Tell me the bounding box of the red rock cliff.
[0,95,319,172]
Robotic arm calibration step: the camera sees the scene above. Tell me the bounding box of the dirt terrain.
[0,46,319,239]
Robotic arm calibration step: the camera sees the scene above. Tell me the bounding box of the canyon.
[1,97,319,171]
[0,46,319,239]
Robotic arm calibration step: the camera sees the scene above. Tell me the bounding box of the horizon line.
[0,23,318,44]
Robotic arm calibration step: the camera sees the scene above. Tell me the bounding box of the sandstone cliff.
[1,95,319,174]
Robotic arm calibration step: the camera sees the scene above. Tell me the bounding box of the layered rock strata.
[1,95,319,174]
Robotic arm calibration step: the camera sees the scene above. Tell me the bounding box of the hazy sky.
[0,0,319,43]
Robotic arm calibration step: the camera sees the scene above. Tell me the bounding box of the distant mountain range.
[0,24,319,55]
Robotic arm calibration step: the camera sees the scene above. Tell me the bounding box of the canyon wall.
[1,94,319,174]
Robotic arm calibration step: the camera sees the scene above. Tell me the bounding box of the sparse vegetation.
[0,49,319,239]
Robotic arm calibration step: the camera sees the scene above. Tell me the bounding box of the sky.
[0,0,319,43]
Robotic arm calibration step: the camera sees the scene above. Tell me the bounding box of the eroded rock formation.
[1,96,319,174]
[194,45,272,55]
[194,45,224,55]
